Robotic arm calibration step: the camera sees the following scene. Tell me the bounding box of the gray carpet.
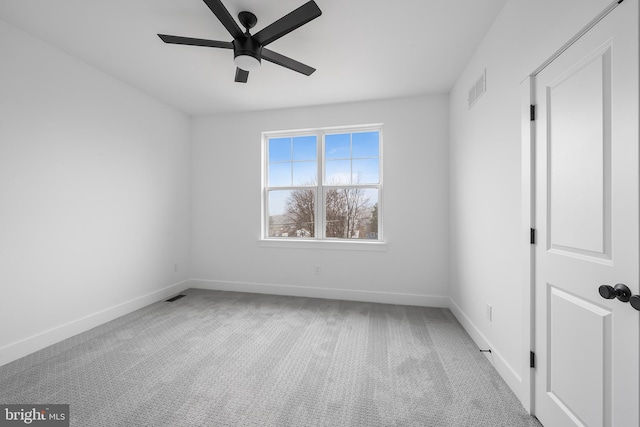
[0,289,541,426]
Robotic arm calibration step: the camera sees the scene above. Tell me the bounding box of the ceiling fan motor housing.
[233,37,262,68]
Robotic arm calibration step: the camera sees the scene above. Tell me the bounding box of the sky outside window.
[268,135,317,189]
[325,131,379,185]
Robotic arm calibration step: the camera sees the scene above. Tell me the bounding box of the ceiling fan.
[158,0,322,83]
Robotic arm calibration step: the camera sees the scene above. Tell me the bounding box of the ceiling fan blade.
[253,1,322,46]
[158,34,233,49]
[261,49,316,76]
[202,0,244,39]
[235,68,249,83]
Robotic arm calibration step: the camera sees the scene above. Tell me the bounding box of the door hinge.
[530,104,536,121]
[530,228,536,245]
[530,351,535,368]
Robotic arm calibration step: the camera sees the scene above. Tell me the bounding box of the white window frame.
[261,124,385,250]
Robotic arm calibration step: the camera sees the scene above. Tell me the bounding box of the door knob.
[630,295,640,311]
[598,283,632,302]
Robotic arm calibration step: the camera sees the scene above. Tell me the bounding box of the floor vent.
[166,295,186,302]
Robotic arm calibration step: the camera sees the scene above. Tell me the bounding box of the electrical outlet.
[174,263,179,272]
[486,304,492,322]
[314,266,321,275]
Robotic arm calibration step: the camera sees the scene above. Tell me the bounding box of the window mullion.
[317,131,324,239]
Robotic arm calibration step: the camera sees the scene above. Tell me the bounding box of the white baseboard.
[0,280,190,367]
[448,298,524,403]
[188,279,450,308]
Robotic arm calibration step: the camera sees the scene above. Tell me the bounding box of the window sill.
[258,239,388,251]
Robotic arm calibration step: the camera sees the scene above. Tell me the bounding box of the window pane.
[268,162,291,187]
[352,132,379,158]
[269,137,291,162]
[325,159,351,184]
[292,161,317,186]
[268,189,315,238]
[352,159,379,184]
[293,136,317,161]
[325,188,378,239]
[268,190,289,217]
[325,133,350,159]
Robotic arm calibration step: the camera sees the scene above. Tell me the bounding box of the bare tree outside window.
[325,187,375,239]
[284,187,315,237]
[280,185,377,239]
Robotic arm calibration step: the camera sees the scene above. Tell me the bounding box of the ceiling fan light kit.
[157,0,322,83]
[234,53,261,71]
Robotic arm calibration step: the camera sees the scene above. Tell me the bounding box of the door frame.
[519,0,625,415]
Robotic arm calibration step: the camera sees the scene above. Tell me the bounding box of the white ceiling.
[0,0,507,116]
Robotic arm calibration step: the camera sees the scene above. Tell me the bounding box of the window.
[263,125,382,242]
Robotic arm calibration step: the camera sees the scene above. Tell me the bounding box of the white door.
[533,1,639,426]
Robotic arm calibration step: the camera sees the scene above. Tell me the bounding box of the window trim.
[261,123,384,243]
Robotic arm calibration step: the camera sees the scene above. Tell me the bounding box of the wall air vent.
[468,69,487,109]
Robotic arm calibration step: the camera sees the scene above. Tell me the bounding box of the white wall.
[448,0,612,404]
[0,19,191,366]
[190,95,449,306]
